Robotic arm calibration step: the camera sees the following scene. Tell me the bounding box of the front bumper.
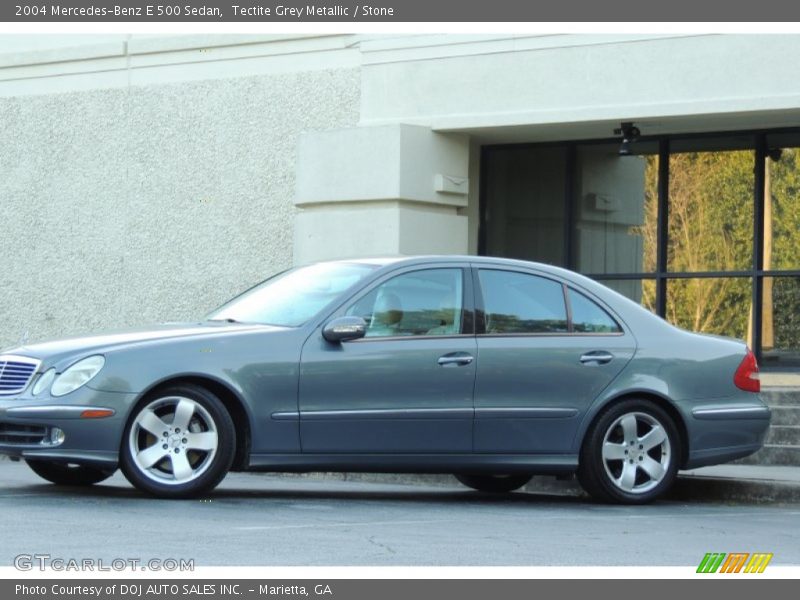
[0,387,138,467]
[681,398,772,469]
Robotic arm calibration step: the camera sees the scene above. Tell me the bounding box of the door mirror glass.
[322,316,368,343]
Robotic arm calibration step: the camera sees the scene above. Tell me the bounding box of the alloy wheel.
[601,411,671,495]
[128,396,219,486]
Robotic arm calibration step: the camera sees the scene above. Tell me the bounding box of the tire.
[120,384,235,499]
[455,473,532,493]
[577,399,680,504]
[26,459,115,486]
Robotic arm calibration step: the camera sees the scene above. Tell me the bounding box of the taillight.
[734,349,760,393]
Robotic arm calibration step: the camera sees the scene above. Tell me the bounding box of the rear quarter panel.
[574,328,767,465]
[553,270,767,464]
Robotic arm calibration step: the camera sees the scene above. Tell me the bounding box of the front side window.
[346,269,464,338]
[479,270,568,334]
[208,262,376,327]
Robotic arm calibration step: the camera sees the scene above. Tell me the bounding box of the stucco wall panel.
[0,68,360,347]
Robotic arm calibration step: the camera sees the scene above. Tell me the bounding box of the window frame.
[472,266,626,338]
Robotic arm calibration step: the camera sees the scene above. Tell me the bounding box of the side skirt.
[246,453,578,474]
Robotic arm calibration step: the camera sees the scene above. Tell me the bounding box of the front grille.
[0,356,40,395]
[0,422,48,445]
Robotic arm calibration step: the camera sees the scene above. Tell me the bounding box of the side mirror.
[322,316,367,343]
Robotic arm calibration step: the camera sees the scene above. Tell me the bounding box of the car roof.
[325,255,570,275]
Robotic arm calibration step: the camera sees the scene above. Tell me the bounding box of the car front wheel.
[577,399,680,504]
[120,385,235,499]
[26,459,115,486]
[455,473,532,493]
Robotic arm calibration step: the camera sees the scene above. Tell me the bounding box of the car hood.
[2,322,281,363]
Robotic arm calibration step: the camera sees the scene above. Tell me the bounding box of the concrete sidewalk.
[668,464,800,504]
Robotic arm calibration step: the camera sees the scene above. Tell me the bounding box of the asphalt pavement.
[1,460,799,566]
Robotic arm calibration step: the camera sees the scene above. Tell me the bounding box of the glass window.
[569,289,621,333]
[761,277,800,367]
[208,262,376,327]
[666,277,752,342]
[346,269,464,338]
[572,142,659,275]
[482,146,567,266]
[479,270,567,334]
[764,135,800,270]
[668,140,755,272]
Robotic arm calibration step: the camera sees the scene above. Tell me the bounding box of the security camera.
[614,122,641,156]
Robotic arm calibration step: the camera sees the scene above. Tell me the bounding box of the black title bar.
[4,0,800,22]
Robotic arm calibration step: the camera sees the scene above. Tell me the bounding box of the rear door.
[472,266,636,454]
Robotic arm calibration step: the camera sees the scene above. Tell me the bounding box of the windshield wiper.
[206,318,241,324]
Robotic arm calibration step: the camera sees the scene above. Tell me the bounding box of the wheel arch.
[578,391,690,469]
[126,375,252,471]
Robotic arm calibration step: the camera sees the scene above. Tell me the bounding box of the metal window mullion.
[564,144,576,270]
[477,146,488,257]
[752,135,766,357]
[655,139,670,318]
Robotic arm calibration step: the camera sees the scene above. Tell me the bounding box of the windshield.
[207,262,377,327]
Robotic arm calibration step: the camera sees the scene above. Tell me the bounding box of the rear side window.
[478,270,568,334]
[569,289,621,333]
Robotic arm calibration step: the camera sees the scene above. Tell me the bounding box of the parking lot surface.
[1,461,798,566]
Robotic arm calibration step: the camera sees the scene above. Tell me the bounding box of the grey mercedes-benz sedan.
[0,256,770,503]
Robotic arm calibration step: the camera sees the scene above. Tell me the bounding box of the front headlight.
[51,356,105,397]
[32,368,56,395]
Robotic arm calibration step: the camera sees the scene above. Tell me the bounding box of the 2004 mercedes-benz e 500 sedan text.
[0,256,770,503]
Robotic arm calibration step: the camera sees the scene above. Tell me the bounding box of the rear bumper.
[0,388,138,467]
[682,399,771,469]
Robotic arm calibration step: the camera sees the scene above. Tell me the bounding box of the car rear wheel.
[577,399,680,504]
[120,385,235,499]
[455,473,532,493]
[26,459,115,486]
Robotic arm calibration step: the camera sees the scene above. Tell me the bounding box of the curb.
[255,470,800,504]
[670,474,800,504]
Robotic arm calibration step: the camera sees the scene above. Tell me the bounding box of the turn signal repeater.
[79,408,115,419]
[733,349,760,393]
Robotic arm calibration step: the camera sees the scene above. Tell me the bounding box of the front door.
[298,266,476,453]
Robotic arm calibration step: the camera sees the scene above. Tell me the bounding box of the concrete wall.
[359,34,800,140]
[0,65,360,347]
[293,124,470,263]
[4,33,800,347]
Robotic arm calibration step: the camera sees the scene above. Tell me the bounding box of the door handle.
[580,351,614,365]
[438,353,474,367]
